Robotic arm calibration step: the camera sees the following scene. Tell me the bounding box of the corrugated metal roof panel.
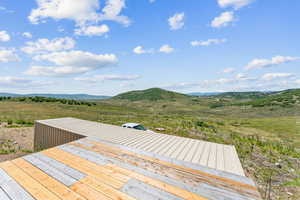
[36,117,245,176]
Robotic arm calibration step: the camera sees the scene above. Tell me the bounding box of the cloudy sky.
[0,0,299,95]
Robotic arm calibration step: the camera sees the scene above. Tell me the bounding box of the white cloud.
[25,66,91,76]
[21,37,76,54]
[22,32,33,38]
[0,76,31,85]
[211,11,235,28]
[218,0,255,10]
[133,46,153,54]
[75,24,109,36]
[29,0,130,28]
[26,50,118,76]
[33,50,118,68]
[0,49,20,62]
[99,0,131,26]
[0,6,14,13]
[235,73,256,81]
[191,38,227,47]
[149,0,156,3]
[245,56,299,70]
[75,74,140,82]
[168,13,185,30]
[0,31,10,42]
[295,80,300,85]
[29,0,100,25]
[159,45,174,54]
[261,73,295,81]
[222,67,235,73]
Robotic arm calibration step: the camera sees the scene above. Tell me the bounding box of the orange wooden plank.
[105,164,207,200]
[12,158,86,200]
[43,148,128,189]
[80,176,136,200]
[70,182,111,200]
[0,161,62,200]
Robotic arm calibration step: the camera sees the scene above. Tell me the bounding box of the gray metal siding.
[34,122,85,151]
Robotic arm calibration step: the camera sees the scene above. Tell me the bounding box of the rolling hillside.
[112,88,190,101]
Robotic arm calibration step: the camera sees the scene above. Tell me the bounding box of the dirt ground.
[0,127,34,162]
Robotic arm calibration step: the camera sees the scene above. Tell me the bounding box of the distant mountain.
[0,93,111,100]
[112,88,190,101]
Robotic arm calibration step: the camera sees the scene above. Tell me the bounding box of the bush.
[195,121,209,128]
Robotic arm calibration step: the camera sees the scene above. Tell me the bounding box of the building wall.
[34,121,85,151]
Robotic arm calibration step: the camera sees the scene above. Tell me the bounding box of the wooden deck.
[37,118,245,176]
[0,137,260,200]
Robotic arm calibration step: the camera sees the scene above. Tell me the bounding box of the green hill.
[214,91,269,99]
[233,88,300,107]
[112,88,190,101]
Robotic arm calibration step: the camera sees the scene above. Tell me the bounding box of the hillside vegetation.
[112,88,190,101]
[0,88,299,199]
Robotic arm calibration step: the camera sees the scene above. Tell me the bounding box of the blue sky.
[0,0,299,95]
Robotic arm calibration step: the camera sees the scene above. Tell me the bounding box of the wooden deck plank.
[12,158,86,200]
[0,168,34,200]
[80,176,136,200]
[43,148,128,189]
[0,161,61,200]
[33,153,86,180]
[0,188,10,200]
[70,182,111,200]
[105,164,207,200]
[121,179,182,200]
[24,155,78,186]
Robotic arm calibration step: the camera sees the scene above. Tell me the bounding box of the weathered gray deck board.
[0,188,10,200]
[0,168,34,200]
[121,179,183,200]
[24,155,78,186]
[33,153,86,181]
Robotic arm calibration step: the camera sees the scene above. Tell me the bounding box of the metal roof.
[37,117,245,176]
[0,137,261,200]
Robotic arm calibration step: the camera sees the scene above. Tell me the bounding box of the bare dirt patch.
[0,127,34,162]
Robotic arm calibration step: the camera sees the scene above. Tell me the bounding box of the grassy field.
[0,90,299,199]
